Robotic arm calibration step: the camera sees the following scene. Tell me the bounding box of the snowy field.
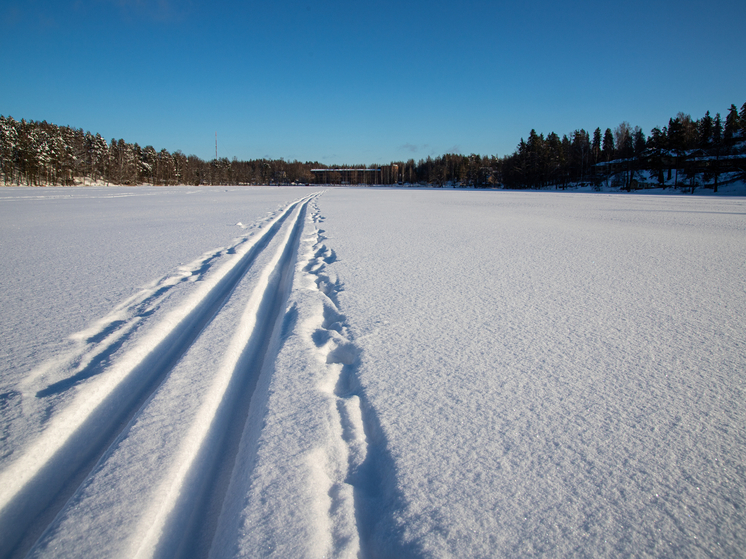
[1,186,745,558]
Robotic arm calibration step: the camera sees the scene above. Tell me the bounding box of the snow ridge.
[305,207,364,557]
[302,205,422,559]
[0,194,317,559]
[303,203,397,558]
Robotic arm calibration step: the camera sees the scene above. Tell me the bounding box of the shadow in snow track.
[305,203,423,559]
[35,251,226,399]
[151,202,309,559]
[0,201,303,559]
[36,321,136,398]
[352,397,425,559]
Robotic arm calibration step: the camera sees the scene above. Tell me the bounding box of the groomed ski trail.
[206,200,400,559]
[131,195,312,559]
[0,193,318,559]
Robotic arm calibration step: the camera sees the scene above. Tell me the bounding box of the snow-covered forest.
[0,116,321,186]
[2,101,744,191]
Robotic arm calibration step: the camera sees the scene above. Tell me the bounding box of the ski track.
[22,208,279,395]
[133,196,311,559]
[198,200,405,559]
[0,193,319,559]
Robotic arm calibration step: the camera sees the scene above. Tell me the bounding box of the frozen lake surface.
[1,186,744,558]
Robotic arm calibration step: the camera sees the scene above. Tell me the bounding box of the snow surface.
[1,186,745,558]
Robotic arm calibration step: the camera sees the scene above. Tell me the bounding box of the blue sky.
[2,0,744,165]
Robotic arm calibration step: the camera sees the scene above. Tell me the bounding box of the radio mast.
[215,132,218,161]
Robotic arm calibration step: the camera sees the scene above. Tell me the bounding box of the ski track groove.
[21,212,277,396]
[133,196,313,559]
[0,193,318,559]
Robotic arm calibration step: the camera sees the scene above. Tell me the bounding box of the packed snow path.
[1,187,745,558]
[0,192,352,558]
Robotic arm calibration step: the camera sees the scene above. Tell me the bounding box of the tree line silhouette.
[0,118,321,186]
[1,101,744,190]
[497,103,746,192]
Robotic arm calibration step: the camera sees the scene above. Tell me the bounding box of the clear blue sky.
[2,0,744,165]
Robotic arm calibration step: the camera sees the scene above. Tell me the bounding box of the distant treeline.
[497,102,746,192]
[0,116,321,186]
[2,101,745,190]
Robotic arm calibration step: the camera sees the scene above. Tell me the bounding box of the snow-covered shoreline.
[1,186,744,557]
[3,179,746,195]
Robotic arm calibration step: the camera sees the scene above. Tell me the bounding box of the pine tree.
[602,128,614,161]
[647,127,665,186]
[633,127,646,155]
[668,117,683,151]
[667,117,687,186]
[571,129,590,184]
[546,132,562,187]
[713,113,722,145]
[698,110,713,148]
[526,129,543,187]
[601,128,614,187]
[561,134,571,188]
[678,113,698,149]
[592,127,601,165]
[713,113,723,193]
[724,104,739,145]
[648,127,664,149]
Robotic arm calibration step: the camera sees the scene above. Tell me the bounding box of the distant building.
[311,165,399,185]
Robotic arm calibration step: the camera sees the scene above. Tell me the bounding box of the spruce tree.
[602,128,614,161]
[713,113,723,193]
[724,104,739,145]
[668,117,683,151]
[592,127,601,165]
[633,127,646,155]
[698,110,713,148]
[601,128,614,187]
